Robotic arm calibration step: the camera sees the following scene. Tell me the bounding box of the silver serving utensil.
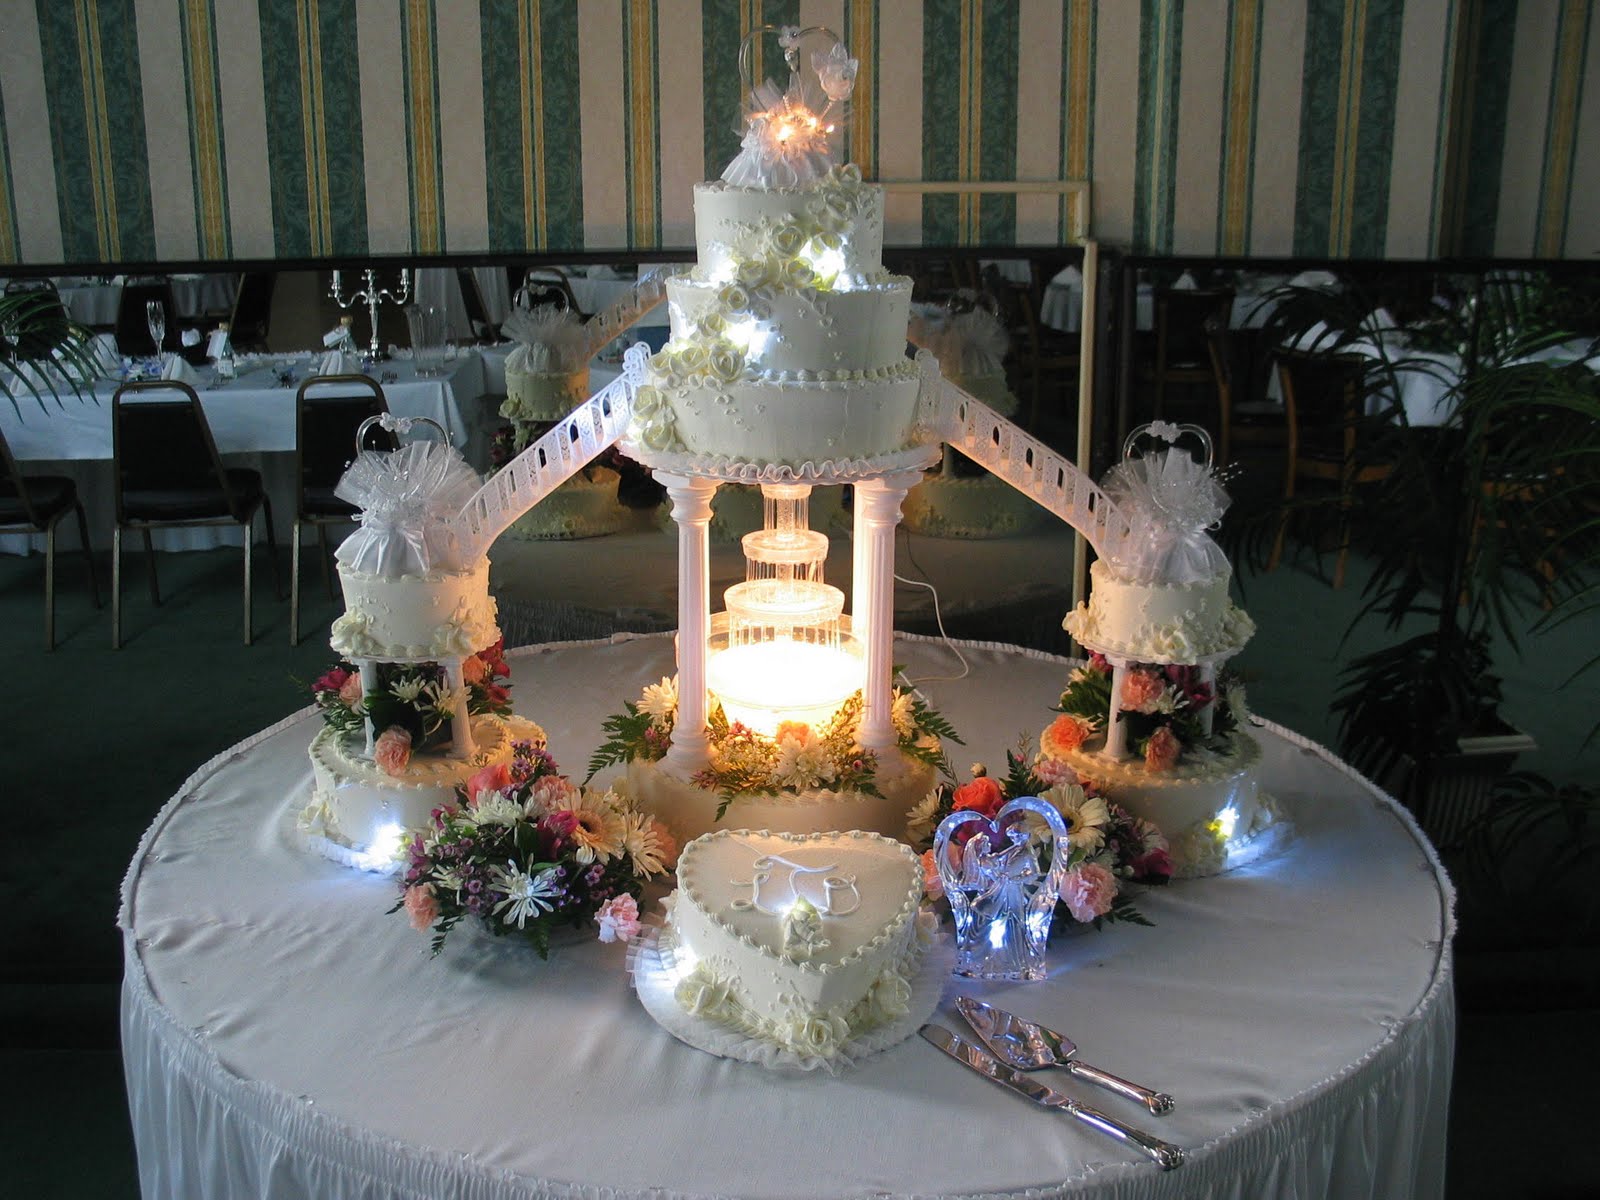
[920,1024,1183,1171]
[956,997,1175,1115]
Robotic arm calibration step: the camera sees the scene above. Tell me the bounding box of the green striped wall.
[0,0,1593,263]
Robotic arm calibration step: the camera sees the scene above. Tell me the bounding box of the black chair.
[1269,351,1391,588]
[455,268,497,343]
[290,375,392,645]
[1205,315,1285,467]
[111,380,281,647]
[114,277,180,357]
[229,272,276,352]
[1140,288,1235,425]
[0,425,100,649]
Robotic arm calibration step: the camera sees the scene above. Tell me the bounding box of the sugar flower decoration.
[813,43,859,102]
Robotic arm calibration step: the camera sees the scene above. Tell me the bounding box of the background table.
[120,634,1454,1200]
[0,351,490,554]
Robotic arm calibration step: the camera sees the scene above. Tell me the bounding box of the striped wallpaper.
[0,0,1593,264]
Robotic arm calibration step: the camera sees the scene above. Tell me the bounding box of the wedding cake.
[499,307,631,540]
[299,426,546,868]
[1042,425,1277,876]
[662,829,933,1060]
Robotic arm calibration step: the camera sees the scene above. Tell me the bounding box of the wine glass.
[145,300,166,358]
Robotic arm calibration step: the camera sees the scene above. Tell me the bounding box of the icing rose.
[594,894,641,943]
[632,384,663,417]
[735,258,773,289]
[640,412,678,452]
[697,310,728,336]
[675,968,732,1017]
[706,343,744,383]
[1145,725,1182,771]
[403,883,438,932]
[338,672,364,707]
[915,908,940,945]
[373,726,412,776]
[674,343,708,375]
[1061,862,1117,923]
[951,775,1004,819]
[467,761,513,802]
[790,1012,851,1058]
[1042,713,1092,756]
[870,969,913,1019]
[835,162,863,186]
[771,223,807,257]
[717,282,753,315]
[1121,668,1166,714]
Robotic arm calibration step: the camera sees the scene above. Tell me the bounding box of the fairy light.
[723,316,770,357]
[353,821,406,872]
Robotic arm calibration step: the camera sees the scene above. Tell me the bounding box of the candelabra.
[329,268,412,361]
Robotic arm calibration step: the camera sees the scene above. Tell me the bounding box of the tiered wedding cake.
[1039,424,1276,876]
[300,423,547,867]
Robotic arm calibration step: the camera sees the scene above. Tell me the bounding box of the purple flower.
[467,878,482,894]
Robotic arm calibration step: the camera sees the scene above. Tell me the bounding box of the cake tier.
[667,829,926,1056]
[1042,731,1267,877]
[303,714,548,862]
[665,276,912,375]
[504,468,630,541]
[503,367,589,423]
[692,176,886,280]
[330,558,499,662]
[1063,559,1255,664]
[627,748,933,845]
[902,472,1048,539]
[633,363,923,468]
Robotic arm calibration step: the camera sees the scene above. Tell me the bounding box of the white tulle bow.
[1100,448,1231,585]
[721,81,838,189]
[908,305,1009,378]
[334,441,481,577]
[501,306,590,375]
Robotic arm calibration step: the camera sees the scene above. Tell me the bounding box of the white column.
[852,472,923,752]
[356,658,377,755]
[657,472,720,774]
[1103,657,1130,760]
[444,658,475,759]
[1197,660,1218,737]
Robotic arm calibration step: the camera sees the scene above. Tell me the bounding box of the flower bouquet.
[587,674,960,818]
[1048,652,1246,773]
[309,640,512,773]
[906,750,1171,931]
[392,740,677,958]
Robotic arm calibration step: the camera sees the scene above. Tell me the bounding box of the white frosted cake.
[629,166,923,468]
[330,558,499,662]
[664,829,930,1060]
[504,365,589,423]
[1063,559,1255,664]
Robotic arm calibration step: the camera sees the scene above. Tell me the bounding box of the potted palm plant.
[1,286,102,414]
[1246,270,1600,840]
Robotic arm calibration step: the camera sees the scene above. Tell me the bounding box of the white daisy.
[904,790,944,845]
[773,729,838,790]
[467,791,524,827]
[621,811,673,876]
[490,860,561,929]
[1041,783,1111,852]
[891,691,917,739]
[639,676,678,725]
[390,676,427,703]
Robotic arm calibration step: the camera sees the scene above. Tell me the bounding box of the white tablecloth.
[414,268,513,342]
[1,352,490,553]
[1039,281,1284,335]
[119,634,1455,1200]
[51,274,238,326]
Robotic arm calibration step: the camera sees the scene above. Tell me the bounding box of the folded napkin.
[1173,271,1197,290]
[1289,270,1338,289]
[1050,265,1082,288]
[161,355,204,386]
[317,349,363,376]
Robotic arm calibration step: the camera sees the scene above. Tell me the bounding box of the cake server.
[955,996,1176,1115]
[919,1024,1184,1171]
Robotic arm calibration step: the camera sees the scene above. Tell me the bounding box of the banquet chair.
[1140,288,1234,425]
[228,272,276,352]
[0,424,101,649]
[290,375,393,645]
[111,380,282,648]
[1269,350,1391,589]
[456,268,498,343]
[114,277,180,357]
[1205,315,1285,466]
[1014,286,1081,433]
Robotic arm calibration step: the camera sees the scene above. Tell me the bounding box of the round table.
[120,634,1454,1199]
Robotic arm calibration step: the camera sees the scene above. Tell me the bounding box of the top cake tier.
[690,167,890,284]
[1064,559,1255,665]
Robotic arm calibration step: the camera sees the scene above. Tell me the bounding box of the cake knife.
[956,996,1176,1115]
[919,1024,1184,1171]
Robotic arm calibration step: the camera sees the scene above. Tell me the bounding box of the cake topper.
[1098,422,1231,586]
[722,25,856,189]
[335,416,480,578]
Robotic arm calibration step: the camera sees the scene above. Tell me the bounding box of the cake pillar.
[354,658,377,755]
[443,658,475,759]
[1103,657,1130,760]
[657,472,720,773]
[1197,661,1218,738]
[851,472,922,752]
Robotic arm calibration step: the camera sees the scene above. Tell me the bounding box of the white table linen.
[1039,279,1285,335]
[120,633,1454,1200]
[1,353,489,553]
[51,273,238,327]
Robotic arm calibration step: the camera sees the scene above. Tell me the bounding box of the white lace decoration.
[334,440,482,577]
[1099,422,1232,585]
[721,26,854,189]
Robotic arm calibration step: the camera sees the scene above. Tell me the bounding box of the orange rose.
[461,655,488,686]
[951,776,1005,819]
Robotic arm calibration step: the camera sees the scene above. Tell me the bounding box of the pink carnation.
[338,673,364,706]
[403,883,438,931]
[373,726,412,776]
[595,894,641,943]
[1032,754,1079,787]
[919,849,945,902]
[1061,862,1117,923]
[1042,713,1092,756]
[467,761,513,802]
[1120,669,1166,714]
[1144,725,1182,772]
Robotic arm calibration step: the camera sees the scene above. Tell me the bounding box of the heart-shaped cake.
[667,829,930,1059]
